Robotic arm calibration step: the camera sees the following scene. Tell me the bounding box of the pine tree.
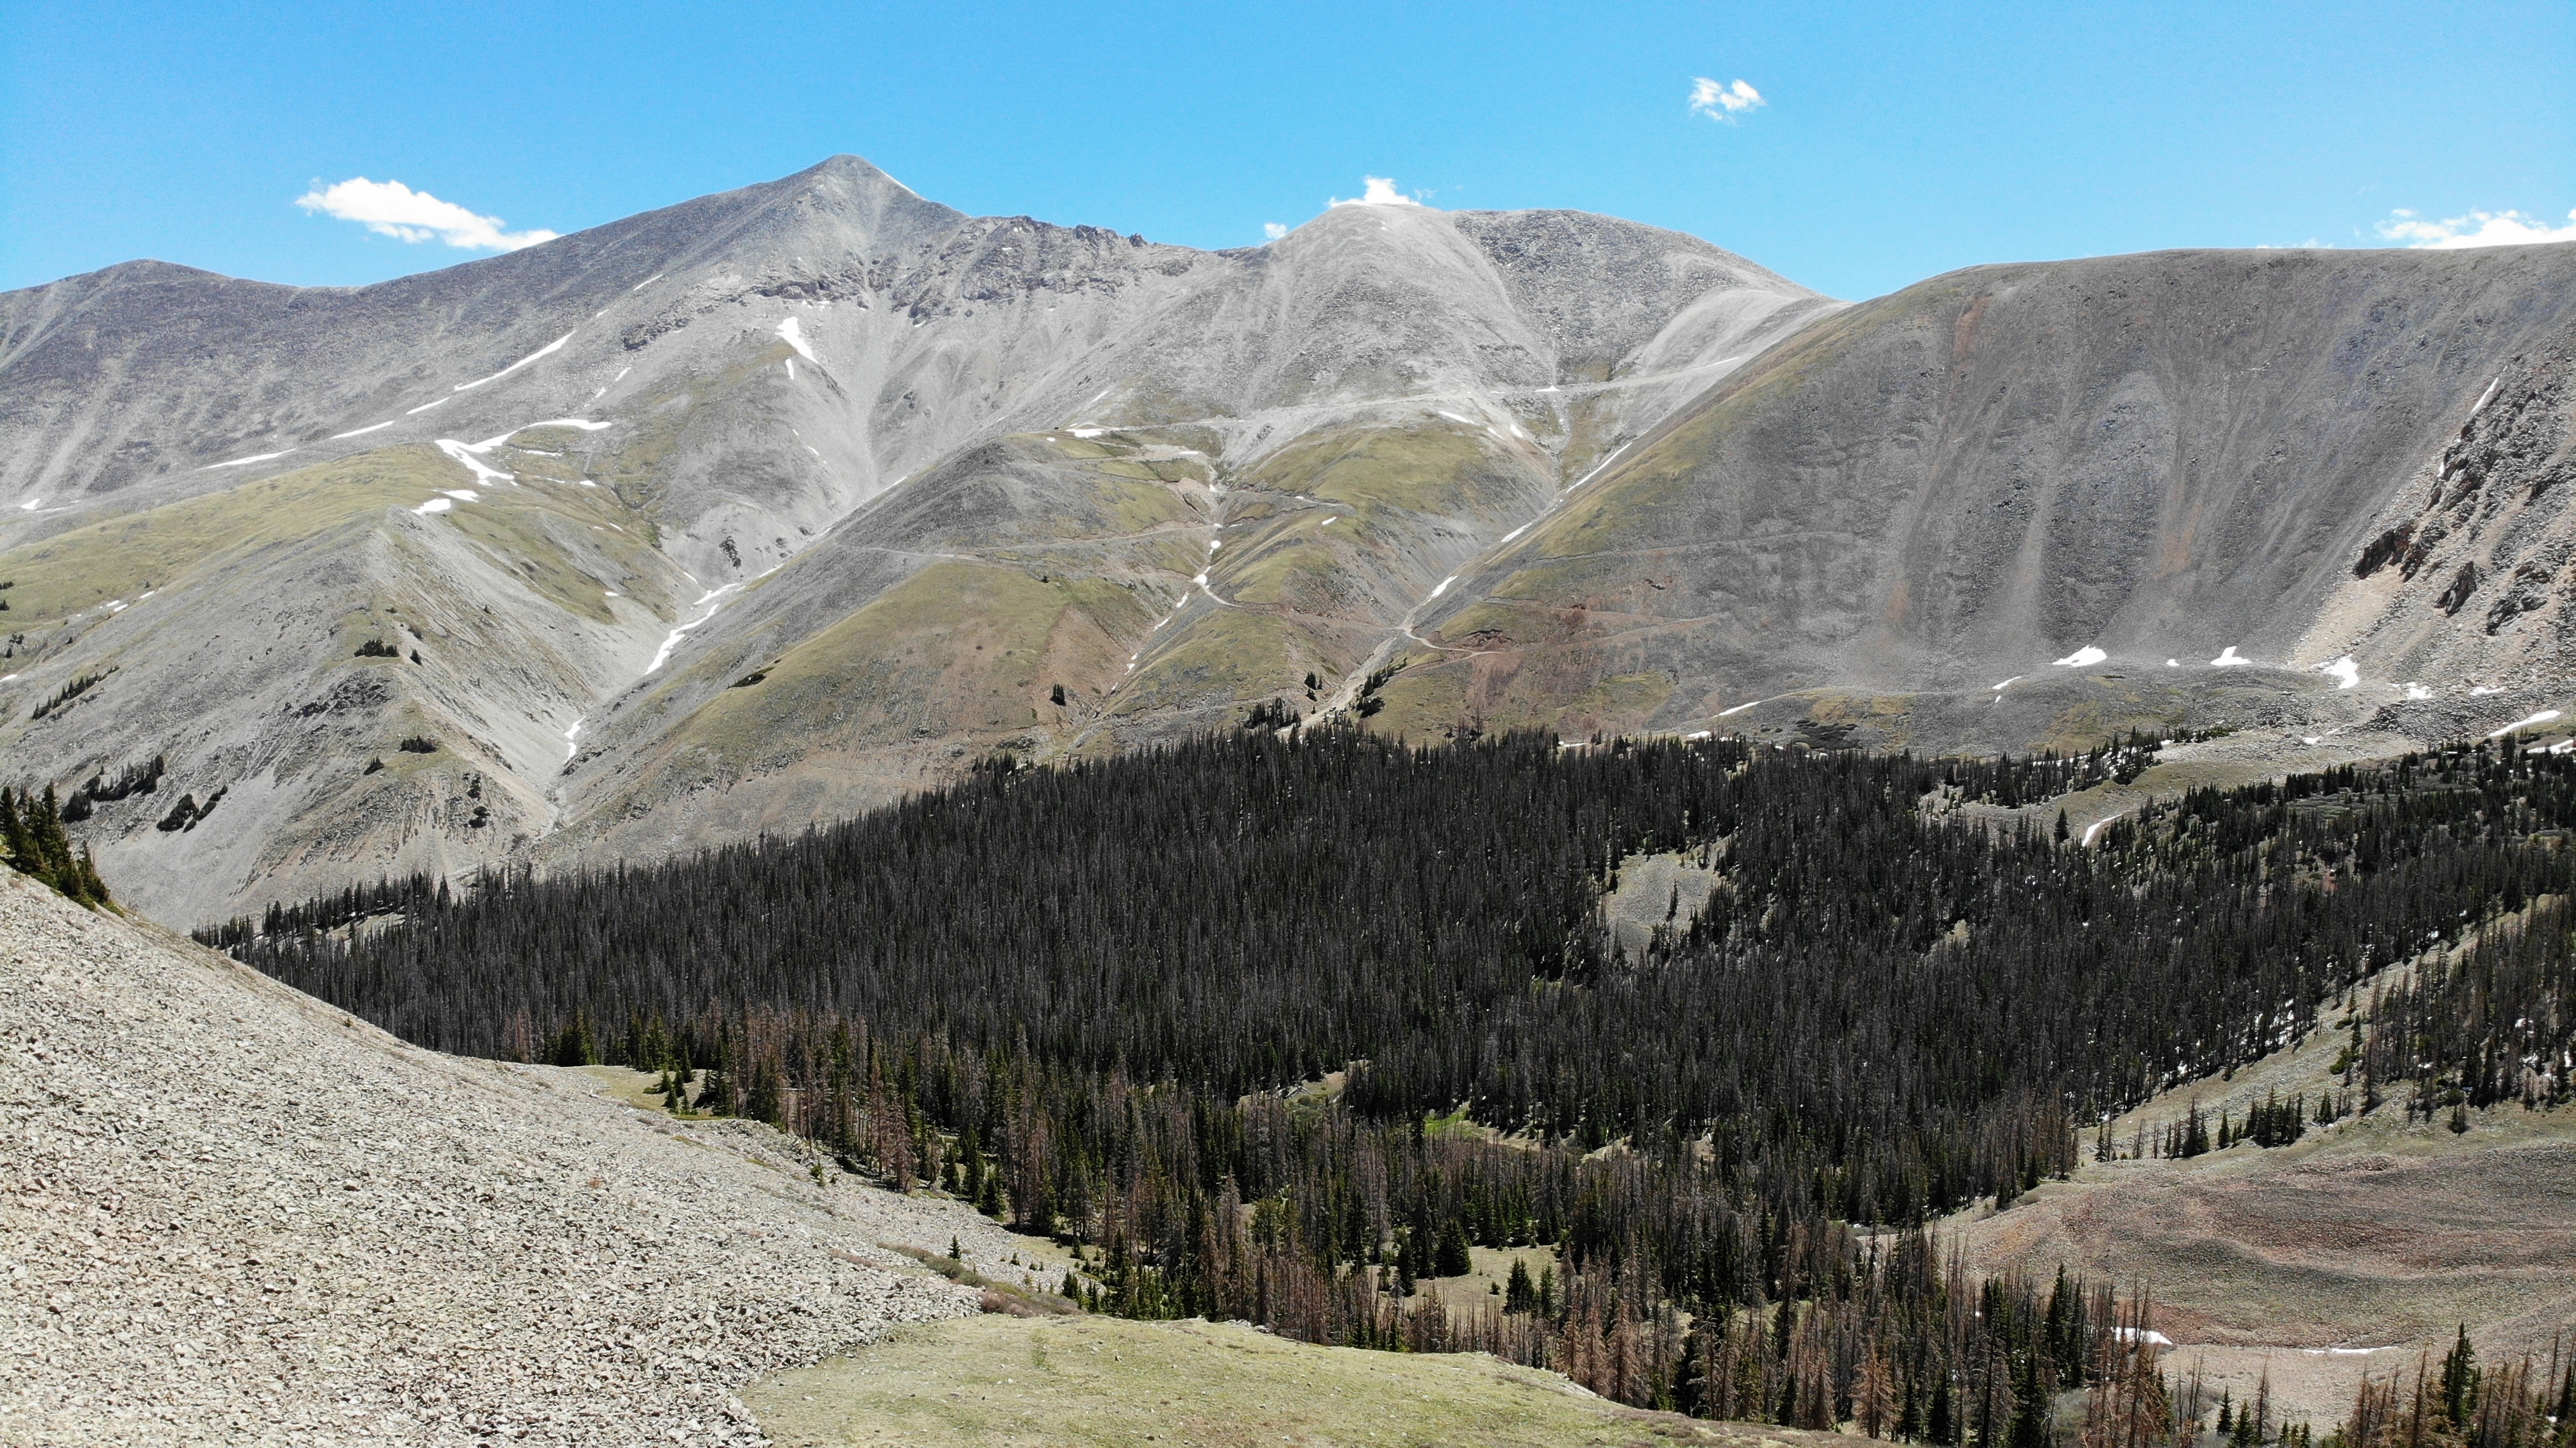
[1435,1217,1473,1278]
[1505,1257,1536,1315]
[0,789,29,876]
[746,1056,784,1125]
[2440,1324,2479,1427]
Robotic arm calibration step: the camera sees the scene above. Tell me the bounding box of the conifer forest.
[206,729,2576,1427]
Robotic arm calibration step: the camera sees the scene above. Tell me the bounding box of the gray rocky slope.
[0,157,1831,923]
[0,869,1061,1447]
[1385,243,2576,753]
[3,155,2573,926]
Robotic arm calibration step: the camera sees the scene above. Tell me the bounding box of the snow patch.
[1993,676,2021,691]
[2166,659,2180,667]
[434,440,514,487]
[200,450,292,471]
[2318,655,2360,690]
[17,498,40,512]
[776,315,817,363]
[2211,646,2250,667]
[332,420,397,439]
[784,358,795,380]
[1428,575,1456,600]
[2404,681,2434,700]
[406,396,451,415]
[1685,730,1712,741]
[441,489,480,502]
[2473,685,2507,696]
[2053,646,2107,668]
[645,582,749,674]
[2471,376,2502,417]
[1070,427,1105,439]
[2488,710,2563,739]
[1498,523,1529,544]
[1717,699,1764,718]
[632,273,663,291]
[413,497,454,514]
[453,332,572,393]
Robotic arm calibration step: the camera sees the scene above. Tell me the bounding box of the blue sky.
[4,0,2570,300]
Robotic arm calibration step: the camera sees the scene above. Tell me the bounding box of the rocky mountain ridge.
[3,156,2572,925]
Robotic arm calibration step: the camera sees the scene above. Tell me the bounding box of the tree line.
[203,728,2576,1424]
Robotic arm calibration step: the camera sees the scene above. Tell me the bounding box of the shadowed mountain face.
[3,156,2571,925]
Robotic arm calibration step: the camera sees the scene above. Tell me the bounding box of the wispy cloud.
[2377,207,2576,250]
[1328,177,1423,208]
[1264,222,1289,240]
[295,177,558,251]
[1689,77,1764,123]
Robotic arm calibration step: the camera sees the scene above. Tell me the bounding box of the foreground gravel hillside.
[0,875,1019,1446]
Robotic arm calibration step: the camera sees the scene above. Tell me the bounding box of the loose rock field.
[0,875,1019,1446]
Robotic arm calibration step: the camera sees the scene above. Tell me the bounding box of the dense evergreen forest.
[206,728,2576,1426]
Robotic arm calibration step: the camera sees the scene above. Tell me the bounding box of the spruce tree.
[2439,1324,2479,1426]
[1434,1217,1473,1278]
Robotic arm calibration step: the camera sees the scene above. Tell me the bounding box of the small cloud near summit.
[1264,222,1289,240]
[295,177,558,251]
[1329,177,1424,208]
[2377,206,2576,249]
[1689,77,1764,123]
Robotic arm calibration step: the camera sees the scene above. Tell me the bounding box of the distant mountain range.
[3,155,2570,925]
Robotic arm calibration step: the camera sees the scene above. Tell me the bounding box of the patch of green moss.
[0,448,461,626]
[1242,420,1520,518]
[666,561,1154,768]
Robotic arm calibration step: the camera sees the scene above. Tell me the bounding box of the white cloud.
[1689,77,1764,122]
[295,177,558,251]
[2377,207,2576,250]
[1264,222,1288,240]
[1329,177,1423,208]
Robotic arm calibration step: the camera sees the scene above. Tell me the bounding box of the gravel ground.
[0,874,1031,1446]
